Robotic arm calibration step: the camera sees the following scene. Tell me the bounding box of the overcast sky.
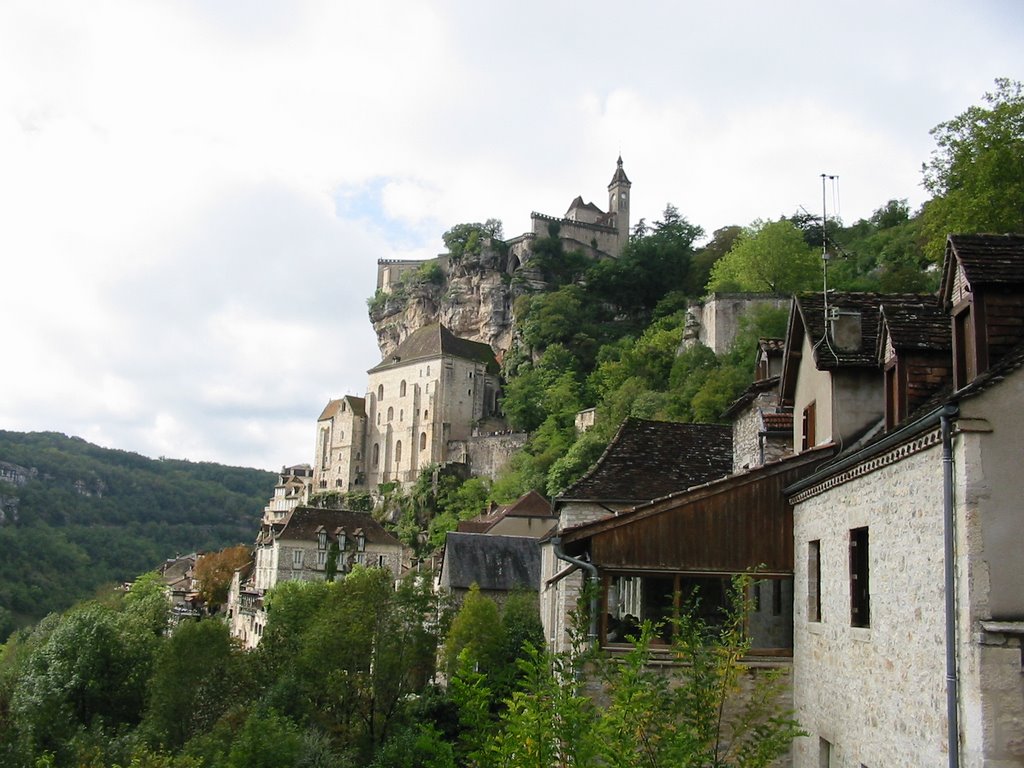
[1,1,1021,471]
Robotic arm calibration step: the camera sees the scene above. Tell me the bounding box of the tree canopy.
[922,78,1024,261]
[706,218,821,294]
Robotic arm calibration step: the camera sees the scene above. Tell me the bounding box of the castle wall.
[448,431,529,481]
[697,293,791,355]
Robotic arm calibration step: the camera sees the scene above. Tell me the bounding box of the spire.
[608,155,631,187]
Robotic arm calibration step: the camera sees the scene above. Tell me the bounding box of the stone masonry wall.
[792,443,947,767]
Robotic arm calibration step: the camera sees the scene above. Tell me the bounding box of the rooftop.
[559,418,733,503]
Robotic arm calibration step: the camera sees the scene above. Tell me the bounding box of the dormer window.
[317,528,327,550]
[356,529,366,552]
[338,528,347,551]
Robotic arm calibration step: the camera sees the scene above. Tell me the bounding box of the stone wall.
[449,431,528,481]
[792,442,948,767]
[696,293,791,355]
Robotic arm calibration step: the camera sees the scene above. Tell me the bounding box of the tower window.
[850,527,870,628]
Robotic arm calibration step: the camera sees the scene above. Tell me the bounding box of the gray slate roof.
[278,507,401,548]
[560,418,733,503]
[439,533,541,592]
[368,324,498,374]
[942,233,1024,291]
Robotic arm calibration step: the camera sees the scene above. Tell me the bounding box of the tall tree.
[922,78,1024,261]
[706,219,820,294]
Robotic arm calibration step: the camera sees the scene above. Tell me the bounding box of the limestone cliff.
[369,243,546,361]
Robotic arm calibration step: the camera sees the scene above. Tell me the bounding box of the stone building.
[313,323,502,494]
[722,338,792,470]
[783,234,1024,767]
[263,464,314,524]
[229,506,406,649]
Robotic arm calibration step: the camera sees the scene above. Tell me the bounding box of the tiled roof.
[499,489,553,518]
[758,338,786,353]
[278,507,401,548]
[440,533,541,591]
[318,395,366,421]
[721,376,779,419]
[566,196,605,215]
[877,302,951,355]
[762,411,793,431]
[368,324,498,374]
[796,291,936,369]
[945,233,1024,288]
[559,418,733,502]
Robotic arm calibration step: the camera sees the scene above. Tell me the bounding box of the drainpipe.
[551,536,599,647]
[941,404,960,768]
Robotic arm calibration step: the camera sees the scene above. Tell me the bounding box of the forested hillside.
[0,431,274,639]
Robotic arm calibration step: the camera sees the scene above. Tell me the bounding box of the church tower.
[607,155,631,254]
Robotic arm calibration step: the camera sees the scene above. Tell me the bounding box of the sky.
[1,0,1021,472]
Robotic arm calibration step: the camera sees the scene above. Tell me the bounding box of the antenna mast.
[821,173,837,323]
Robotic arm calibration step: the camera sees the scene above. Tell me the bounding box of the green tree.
[706,219,820,293]
[442,585,504,679]
[922,78,1024,261]
[143,619,248,750]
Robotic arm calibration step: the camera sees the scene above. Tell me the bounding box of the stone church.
[312,323,503,494]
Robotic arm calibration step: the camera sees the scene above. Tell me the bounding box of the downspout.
[941,403,960,768]
[551,536,599,647]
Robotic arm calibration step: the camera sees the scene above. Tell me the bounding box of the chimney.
[829,310,862,352]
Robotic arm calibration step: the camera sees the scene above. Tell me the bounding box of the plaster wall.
[792,445,948,767]
[792,337,834,449]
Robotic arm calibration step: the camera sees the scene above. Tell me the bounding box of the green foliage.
[443,220,503,262]
[477,576,802,768]
[442,585,504,678]
[922,78,1024,261]
[225,708,303,768]
[707,218,820,293]
[589,205,704,318]
[143,619,250,750]
[0,431,271,639]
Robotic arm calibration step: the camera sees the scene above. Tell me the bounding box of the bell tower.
[607,155,631,255]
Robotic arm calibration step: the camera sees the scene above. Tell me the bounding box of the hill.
[0,431,274,639]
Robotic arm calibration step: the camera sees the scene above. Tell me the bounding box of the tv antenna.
[821,173,838,321]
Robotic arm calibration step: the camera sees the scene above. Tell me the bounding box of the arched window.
[426,365,431,376]
[399,409,404,422]
[387,406,394,421]
[378,384,384,400]
[377,413,381,425]
[423,409,429,420]
[319,427,330,470]
[400,380,407,397]
[420,432,427,450]
[372,444,380,467]
[341,401,346,412]
[395,441,402,464]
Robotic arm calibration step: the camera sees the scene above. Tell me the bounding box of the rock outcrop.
[369,244,543,361]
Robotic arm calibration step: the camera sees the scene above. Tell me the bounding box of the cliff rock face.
[369,245,544,361]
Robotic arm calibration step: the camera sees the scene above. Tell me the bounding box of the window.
[420,432,427,450]
[387,406,394,421]
[341,401,346,412]
[319,428,330,470]
[423,409,429,420]
[426,365,431,376]
[808,540,821,622]
[292,549,303,567]
[399,409,403,422]
[850,527,870,627]
[372,443,380,467]
[953,304,976,389]
[400,380,407,397]
[317,550,326,566]
[395,440,402,464]
[801,401,816,450]
[377,384,384,400]
[376,413,380,425]
[819,737,832,767]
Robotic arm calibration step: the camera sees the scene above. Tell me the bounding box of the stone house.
[540,418,733,653]
[457,490,556,538]
[263,463,314,524]
[784,234,1024,767]
[229,506,406,649]
[313,323,502,493]
[722,337,792,470]
[437,532,542,608]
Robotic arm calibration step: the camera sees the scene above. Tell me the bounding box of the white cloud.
[0,0,1020,469]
